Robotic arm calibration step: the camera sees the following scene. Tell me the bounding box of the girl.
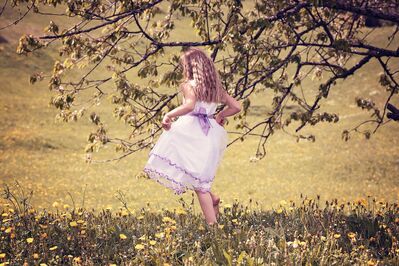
[143,47,241,225]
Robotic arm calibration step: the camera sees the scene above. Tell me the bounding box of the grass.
[0,182,398,265]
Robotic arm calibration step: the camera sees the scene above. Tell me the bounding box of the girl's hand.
[214,113,226,127]
[162,114,172,130]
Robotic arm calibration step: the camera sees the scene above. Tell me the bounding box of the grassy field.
[0,3,398,218]
[1,192,398,265]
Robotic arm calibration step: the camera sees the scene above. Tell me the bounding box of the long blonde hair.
[179,47,225,103]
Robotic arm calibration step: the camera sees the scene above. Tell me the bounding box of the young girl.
[143,47,241,225]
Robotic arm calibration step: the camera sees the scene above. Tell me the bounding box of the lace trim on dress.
[148,152,214,183]
[143,167,211,195]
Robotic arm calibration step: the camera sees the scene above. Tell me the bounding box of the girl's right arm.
[217,90,241,119]
[165,82,197,119]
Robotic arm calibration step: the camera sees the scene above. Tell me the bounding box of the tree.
[3,0,399,162]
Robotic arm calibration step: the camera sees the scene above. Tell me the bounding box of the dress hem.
[143,167,212,195]
[148,152,214,184]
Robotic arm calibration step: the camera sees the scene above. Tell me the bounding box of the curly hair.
[179,47,225,103]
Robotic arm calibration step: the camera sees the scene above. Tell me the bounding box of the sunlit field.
[0,3,398,214]
[1,1,399,265]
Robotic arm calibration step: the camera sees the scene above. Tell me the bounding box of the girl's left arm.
[165,83,197,119]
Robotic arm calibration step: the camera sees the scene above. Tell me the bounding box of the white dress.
[143,100,228,195]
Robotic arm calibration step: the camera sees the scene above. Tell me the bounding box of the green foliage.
[7,0,399,159]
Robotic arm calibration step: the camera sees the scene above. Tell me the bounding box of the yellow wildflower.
[49,246,58,251]
[26,238,34,243]
[119,234,127,240]
[347,232,356,239]
[0,253,5,259]
[69,221,78,227]
[175,208,186,215]
[334,233,341,239]
[155,232,164,239]
[149,240,157,245]
[135,244,145,250]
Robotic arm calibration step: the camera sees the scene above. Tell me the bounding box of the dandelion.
[334,233,341,239]
[155,232,164,239]
[49,246,58,251]
[69,221,78,227]
[26,237,34,243]
[135,244,145,250]
[149,240,157,245]
[119,234,127,240]
[175,208,186,215]
[347,232,356,239]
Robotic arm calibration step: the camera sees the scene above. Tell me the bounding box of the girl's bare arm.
[165,83,197,119]
[217,90,241,118]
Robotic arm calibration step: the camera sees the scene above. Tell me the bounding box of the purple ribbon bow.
[189,107,214,136]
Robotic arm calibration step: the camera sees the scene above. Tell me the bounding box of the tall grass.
[0,181,398,265]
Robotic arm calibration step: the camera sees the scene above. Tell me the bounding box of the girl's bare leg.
[209,191,220,219]
[195,190,217,225]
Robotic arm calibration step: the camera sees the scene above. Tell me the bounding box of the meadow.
[1,185,399,265]
[0,2,399,264]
